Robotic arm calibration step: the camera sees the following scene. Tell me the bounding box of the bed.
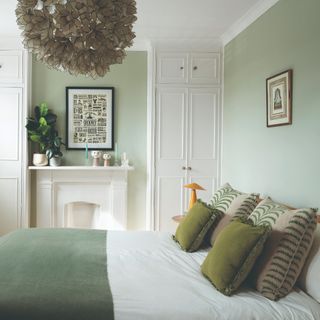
[0,228,319,320]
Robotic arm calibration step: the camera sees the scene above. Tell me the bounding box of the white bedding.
[107,231,320,320]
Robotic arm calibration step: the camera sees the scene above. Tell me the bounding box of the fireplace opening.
[64,202,100,229]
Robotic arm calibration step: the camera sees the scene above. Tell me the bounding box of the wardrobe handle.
[193,66,198,70]
[0,65,2,69]
[180,66,184,70]
[182,166,186,170]
[187,167,192,170]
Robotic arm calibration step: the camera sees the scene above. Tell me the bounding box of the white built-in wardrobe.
[154,51,221,232]
[0,42,29,235]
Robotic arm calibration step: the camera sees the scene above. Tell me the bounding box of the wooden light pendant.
[16,0,137,78]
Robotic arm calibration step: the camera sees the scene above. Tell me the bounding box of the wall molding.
[129,37,222,52]
[0,35,24,49]
[145,43,156,230]
[127,38,151,51]
[221,0,280,46]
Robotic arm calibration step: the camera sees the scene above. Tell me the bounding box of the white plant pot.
[49,156,62,167]
[33,153,48,166]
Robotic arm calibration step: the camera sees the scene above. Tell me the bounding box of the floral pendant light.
[16,0,137,78]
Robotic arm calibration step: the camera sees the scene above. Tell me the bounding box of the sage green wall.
[223,0,320,208]
[32,52,148,229]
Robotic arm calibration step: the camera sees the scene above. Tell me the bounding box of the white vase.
[33,153,48,166]
[49,156,62,167]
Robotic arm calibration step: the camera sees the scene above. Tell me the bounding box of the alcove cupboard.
[0,45,29,235]
[154,51,221,232]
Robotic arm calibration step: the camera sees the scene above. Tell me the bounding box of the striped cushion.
[297,224,320,303]
[249,198,317,300]
[208,183,258,245]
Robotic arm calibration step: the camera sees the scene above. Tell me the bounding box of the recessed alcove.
[64,202,100,229]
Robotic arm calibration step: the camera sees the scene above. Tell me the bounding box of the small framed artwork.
[66,87,114,150]
[266,69,292,127]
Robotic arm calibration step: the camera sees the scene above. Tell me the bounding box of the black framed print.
[66,87,114,150]
[266,70,292,127]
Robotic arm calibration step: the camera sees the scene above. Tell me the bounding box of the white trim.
[146,42,156,231]
[221,0,280,46]
[219,46,225,188]
[0,35,24,49]
[28,166,134,171]
[21,50,31,228]
[128,36,222,52]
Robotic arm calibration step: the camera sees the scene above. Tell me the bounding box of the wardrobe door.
[189,53,220,85]
[186,88,220,204]
[0,50,23,84]
[155,87,188,232]
[157,53,188,84]
[0,87,23,235]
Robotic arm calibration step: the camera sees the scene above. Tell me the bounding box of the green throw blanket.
[0,228,114,320]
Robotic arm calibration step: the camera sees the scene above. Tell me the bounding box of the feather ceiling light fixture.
[16,0,137,78]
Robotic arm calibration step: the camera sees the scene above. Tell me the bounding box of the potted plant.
[26,102,63,166]
[46,130,65,166]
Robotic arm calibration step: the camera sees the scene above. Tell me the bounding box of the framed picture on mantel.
[266,69,292,127]
[66,87,114,150]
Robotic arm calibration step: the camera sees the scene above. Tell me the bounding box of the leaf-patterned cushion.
[297,224,320,303]
[208,183,258,245]
[249,197,317,300]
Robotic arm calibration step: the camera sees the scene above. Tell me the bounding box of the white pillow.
[298,223,320,303]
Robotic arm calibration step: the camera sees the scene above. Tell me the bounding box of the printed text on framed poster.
[66,87,114,150]
[266,70,292,127]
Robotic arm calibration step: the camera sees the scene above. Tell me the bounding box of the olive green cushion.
[173,200,222,252]
[201,219,270,296]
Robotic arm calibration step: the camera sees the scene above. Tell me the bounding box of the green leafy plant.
[26,102,64,158]
[46,131,64,160]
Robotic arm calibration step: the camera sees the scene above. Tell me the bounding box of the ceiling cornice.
[221,0,280,46]
[0,35,24,49]
[128,37,223,52]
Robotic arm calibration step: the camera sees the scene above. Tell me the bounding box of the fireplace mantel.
[29,166,134,171]
[30,166,134,230]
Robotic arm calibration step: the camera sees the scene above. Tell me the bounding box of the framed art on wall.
[66,87,114,150]
[266,69,292,127]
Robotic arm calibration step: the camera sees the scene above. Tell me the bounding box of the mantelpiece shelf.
[28,166,134,171]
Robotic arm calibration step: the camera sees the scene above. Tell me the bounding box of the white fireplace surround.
[30,166,134,230]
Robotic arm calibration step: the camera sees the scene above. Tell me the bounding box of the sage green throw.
[0,228,114,320]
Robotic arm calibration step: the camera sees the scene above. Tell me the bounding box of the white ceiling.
[0,1,20,36]
[0,0,276,47]
[134,0,258,40]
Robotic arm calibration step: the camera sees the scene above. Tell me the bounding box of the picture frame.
[266,69,292,127]
[66,87,114,150]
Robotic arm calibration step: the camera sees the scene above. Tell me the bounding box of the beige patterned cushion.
[297,224,320,303]
[249,198,317,300]
[208,183,258,245]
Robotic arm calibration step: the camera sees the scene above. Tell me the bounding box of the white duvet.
[107,231,320,320]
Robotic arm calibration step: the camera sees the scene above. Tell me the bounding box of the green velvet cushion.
[173,200,222,252]
[201,219,270,296]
